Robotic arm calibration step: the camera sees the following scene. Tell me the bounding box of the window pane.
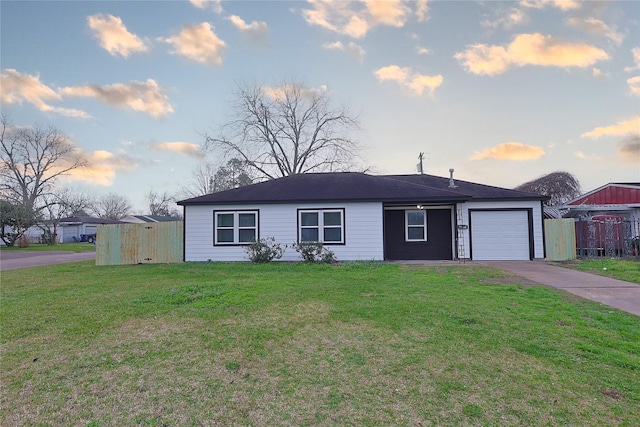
[217,229,234,243]
[324,227,342,242]
[407,227,425,240]
[301,228,319,242]
[238,213,256,227]
[238,229,256,243]
[323,211,342,226]
[407,211,425,226]
[300,212,318,226]
[217,213,234,227]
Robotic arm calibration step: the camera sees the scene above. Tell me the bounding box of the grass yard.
[1,262,639,426]
[0,242,96,253]
[553,258,640,285]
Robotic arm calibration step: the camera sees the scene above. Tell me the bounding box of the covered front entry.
[384,207,453,260]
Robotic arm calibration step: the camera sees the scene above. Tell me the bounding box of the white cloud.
[87,14,148,57]
[519,0,581,11]
[374,65,443,95]
[300,0,421,39]
[262,84,328,101]
[416,46,430,55]
[627,76,640,97]
[365,0,411,27]
[624,47,640,72]
[565,17,623,45]
[162,22,226,67]
[455,33,608,75]
[470,142,546,161]
[415,0,429,22]
[322,41,366,62]
[581,116,640,139]
[59,149,138,186]
[592,67,609,78]
[60,79,173,119]
[150,142,203,158]
[482,8,527,30]
[227,15,269,44]
[0,69,90,118]
[190,0,222,13]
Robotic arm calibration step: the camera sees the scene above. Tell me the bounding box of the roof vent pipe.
[449,168,457,188]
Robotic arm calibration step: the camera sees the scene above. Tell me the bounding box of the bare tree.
[38,189,94,244]
[514,171,581,206]
[90,193,132,220]
[146,190,181,217]
[180,162,217,198]
[204,81,363,180]
[0,116,88,243]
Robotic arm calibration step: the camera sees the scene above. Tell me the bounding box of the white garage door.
[470,210,530,261]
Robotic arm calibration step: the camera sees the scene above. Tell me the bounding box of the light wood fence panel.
[96,221,183,265]
[544,218,576,261]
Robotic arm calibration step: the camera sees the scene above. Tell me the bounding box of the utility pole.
[417,152,426,174]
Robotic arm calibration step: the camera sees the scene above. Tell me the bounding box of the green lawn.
[1,262,638,426]
[552,259,640,284]
[0,242,96,253]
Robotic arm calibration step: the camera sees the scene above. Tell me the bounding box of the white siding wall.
[184,202,384,262]
[457,200,545,260]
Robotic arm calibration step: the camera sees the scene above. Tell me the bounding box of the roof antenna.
[417,152,429,174]
[449,168,457,188]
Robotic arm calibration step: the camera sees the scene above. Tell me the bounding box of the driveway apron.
[482,260,640,317]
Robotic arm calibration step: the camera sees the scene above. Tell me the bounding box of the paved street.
[0,250,96,270]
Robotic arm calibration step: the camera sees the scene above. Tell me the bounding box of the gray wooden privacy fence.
[96,221,183,266]
[544,218,576,261]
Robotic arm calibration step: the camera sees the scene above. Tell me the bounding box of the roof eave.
[179,196,472,206]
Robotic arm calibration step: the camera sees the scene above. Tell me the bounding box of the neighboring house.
[120,215,182,224]
[564,183,640,221]
[0,224,54,245]
[58,216,123,243]
[178,172,548,262]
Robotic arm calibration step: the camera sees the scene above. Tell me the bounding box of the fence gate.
[544,218,576,261]
[96,221,183,266]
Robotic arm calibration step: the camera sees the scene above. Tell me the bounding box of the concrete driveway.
[0,250,96,270]
[482,260,640,317]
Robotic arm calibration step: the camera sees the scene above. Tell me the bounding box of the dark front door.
[384,208,453,260]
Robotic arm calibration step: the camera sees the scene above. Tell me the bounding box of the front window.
[214,211,258,245]
[298,209,344,244]
[406,210,427,242]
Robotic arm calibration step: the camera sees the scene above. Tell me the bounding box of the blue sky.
[2,0,639,212]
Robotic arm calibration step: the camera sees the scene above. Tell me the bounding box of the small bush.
[319,247,337,263]
[292,242,337,263]
[244,237,285,263]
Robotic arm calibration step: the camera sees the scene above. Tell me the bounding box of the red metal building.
[566,182,640,219]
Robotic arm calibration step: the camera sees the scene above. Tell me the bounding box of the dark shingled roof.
[130,215,182,223]
[178,172,547,206]
[59,215,123,224]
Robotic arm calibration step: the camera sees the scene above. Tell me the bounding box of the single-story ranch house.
[177,172,548,262]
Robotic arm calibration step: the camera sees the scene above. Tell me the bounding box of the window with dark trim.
[298,209,344,244]
[214,210,258,245]
[406,210,427,242]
